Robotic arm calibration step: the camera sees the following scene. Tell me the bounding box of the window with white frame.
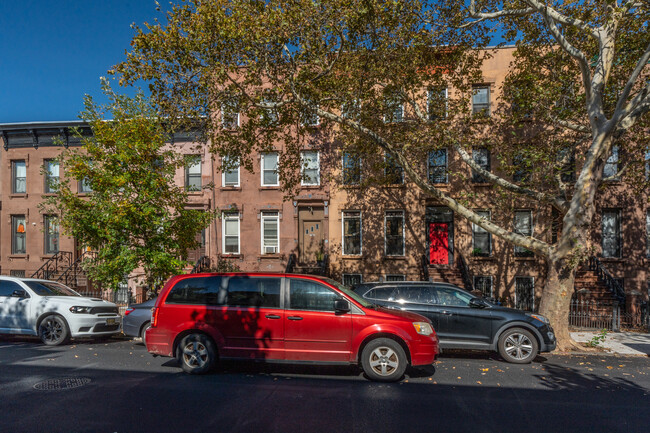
[342,211,362,255]
[472,85,490,116]
[44,159,59,193]
[473,275,493,298]
[472,211,492,257]
[385,152,404,184]
[222,213,240,255]
[428,149,447,184]
[185,156,202,191]
[602,209,621,258]
[44,215,59,255]
[301,151,320,185]
[342,152,361,185]
[301,102,319,126]
[386,274,406,282]
[342,99,361,120]
[342,274,362,287]
[12,160,26,194]
[261,211,279,254]
[514,210,533,257]
[603,145,620,179]
[472,148,490,183]
[428,87,447,120]
[261,152,279,186]
[221,100,239,129]
[515,276,534,311]
[385,210,405,256]
[222,156,240,187]
[384,94,403,123]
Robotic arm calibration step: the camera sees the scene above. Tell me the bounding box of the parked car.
[145,273,439,381]
[351,281,556,364]
[0,276,122,346]
[123,298,156,344]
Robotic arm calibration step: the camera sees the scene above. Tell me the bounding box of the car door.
[284,277,352,362]
[430,285,493,345]
[0,280,31,332]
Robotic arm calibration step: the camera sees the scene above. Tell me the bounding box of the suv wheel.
[361,338,407,382]
[140,322,151,345]
[177,333,216,374]
[498,328,538,364]
[39,315,70,346]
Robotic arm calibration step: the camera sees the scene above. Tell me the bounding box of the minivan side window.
[166,277,224,305]
[226,277,281,308]
[289,279,341,312]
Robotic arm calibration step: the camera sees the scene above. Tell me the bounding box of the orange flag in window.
[17,223,25,233]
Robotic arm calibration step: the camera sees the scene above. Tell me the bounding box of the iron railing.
[30,251,73,280]
[457,252,474,292]
[58,251,97,289]
[587,256,626,304]
[420,255,429,281]
[190,255,211,274]
[569,299,621,331]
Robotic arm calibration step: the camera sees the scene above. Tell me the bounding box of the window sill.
[342,255,363,260]
[259,186,281,190]
[471,255,495,261]
[9,193,28,198]
[258,254,282,260]
[220,186,241,191]
[186,191,204,196]
[8,254,28,260]
[220,254,242,259]
[383,255,407,260]
[300,184,322,189]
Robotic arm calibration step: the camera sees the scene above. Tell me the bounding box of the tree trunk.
[538,257,584,352]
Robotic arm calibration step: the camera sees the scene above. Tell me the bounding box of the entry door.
[429,223,449,265]
[298,207,324,263]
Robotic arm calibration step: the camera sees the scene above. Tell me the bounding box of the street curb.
[552,350,648,357]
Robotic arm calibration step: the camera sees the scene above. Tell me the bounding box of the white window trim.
[221,104,240,129]
[260,211,280,254]
[260,152,280,187]
[301,104,320,127]
[514,276,535,311]
[222,212,240,255]
[428,87,448,119]
[221,157,240,187]
[383,99,405,123]
[301,151,320,186]
[472,210,492,256]
[342,211,362,256]
[384,210,405,256]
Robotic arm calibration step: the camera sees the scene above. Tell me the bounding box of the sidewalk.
[570,331,650,356]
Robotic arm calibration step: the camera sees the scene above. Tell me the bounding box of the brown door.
[298,207,324,264]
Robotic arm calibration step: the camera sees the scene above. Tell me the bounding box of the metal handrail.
[30,251,73,280]
[587,256,626,304]
[420,254,430,281]
[457,252,474,292]
[58,251,97,289]
[190,255,211,274]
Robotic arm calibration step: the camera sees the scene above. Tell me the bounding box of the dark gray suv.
[352,281,556,364]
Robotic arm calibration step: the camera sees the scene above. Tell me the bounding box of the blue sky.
[0,1,164,123]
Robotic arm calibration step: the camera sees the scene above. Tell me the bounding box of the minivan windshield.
[322,277,373,308]
[24,281,81,297]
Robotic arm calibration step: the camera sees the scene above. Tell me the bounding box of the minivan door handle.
[287,316,303,321]
[265,314,281,319]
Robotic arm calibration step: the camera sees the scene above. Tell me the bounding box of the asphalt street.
[0,336,648,433]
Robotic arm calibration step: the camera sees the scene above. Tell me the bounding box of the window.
[9,270,25,278]
[44,215,59,255]
[342,100,361,120]
[289,279,340,311]
[472,211,491,256]
[474,276,493,298]
[385,153,404,184]
[384,94,403,123]
[342,152,361,185]
[301,151,320,185]
[551,207,562,245]
[44,160,59,193]
[185,156,202,191]
[221,100,239,129]
[342,274,362,287]
[227,277,281,308]
[513,153,531,183]
[428,149,448,184]
[603,145,619,179]
[472,86,490,116]
[433,286,472,307]
[260,94,279,125]
[514,210,533,257]
[472,148,490,183]
[557,148,575,182]
[12,215,26,254]
[261,152,279,186]
[79,177,93,193]
[515,277,535,311]
[386,274,406,282]
[222,156,239,187]
[342,211,362,255]
[261,211,279,254]
[385,210,405,256]
[12,160,26,194]
[428,87,448,120]
[646,211,650,258]
[166,276,224,305]
[602,209,621,258]
[301,102,319,126]
[222,213,240,255]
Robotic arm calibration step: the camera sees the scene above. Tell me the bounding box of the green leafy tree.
[45,84,216,291]
[112,0,649,350]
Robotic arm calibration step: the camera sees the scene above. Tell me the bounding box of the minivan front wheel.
[38,315,70,346]
[498,328,538,364]
[361,338,407,382]
[177,333,216,374]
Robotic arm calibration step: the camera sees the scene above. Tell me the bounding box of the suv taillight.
[151,307,159,327]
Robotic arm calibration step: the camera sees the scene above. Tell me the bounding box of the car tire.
[177,333,217,374]
[361,338,407,382]
[140,322,151,346]
[38,315,70,346]
[497,328,539,364]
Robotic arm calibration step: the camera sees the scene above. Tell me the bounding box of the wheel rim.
[504,333,534,360]
[40,318,63,343]
[368,346,399,376]
[182,340,209,369]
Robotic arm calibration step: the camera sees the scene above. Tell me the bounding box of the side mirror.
[334,299,351,313]
[469,298,487,309]
[12,289,28,298]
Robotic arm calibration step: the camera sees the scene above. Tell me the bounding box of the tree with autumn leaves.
[112,0,649,350]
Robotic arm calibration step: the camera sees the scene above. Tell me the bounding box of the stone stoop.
[427,265,468,290]
[573,270,618,302]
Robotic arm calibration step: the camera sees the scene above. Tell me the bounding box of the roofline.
[0,120,88,130]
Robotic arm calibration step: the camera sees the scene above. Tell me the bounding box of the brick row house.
[1,47,649,317]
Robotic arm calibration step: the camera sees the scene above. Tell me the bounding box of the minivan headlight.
[69,306,92,314]
[527,313,550,325]
[413,322,434,336]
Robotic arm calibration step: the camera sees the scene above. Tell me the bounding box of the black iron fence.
[570,299,650,332]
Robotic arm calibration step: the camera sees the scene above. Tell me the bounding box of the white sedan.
[0,276,122,345]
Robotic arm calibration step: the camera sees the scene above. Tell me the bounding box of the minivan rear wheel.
[177,333,216,374]
[497,328,538,364]
[361,338,407,382]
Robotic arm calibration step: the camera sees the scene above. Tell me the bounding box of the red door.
[429,223,449,264]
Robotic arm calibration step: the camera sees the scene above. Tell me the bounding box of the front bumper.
[69,315,122,337]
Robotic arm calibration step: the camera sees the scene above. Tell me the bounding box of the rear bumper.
[145,327,174,357]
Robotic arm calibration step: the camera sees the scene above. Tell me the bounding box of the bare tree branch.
[525,0,601,38]
[552,117,591,133]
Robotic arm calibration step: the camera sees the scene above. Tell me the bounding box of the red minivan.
[146,273,439,381]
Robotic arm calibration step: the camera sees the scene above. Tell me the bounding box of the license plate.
[106,318,116,325]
